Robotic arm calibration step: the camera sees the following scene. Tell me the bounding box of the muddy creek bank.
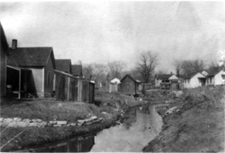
[33,104,163,152]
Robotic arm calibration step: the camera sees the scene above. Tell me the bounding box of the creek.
[34,104,163,152]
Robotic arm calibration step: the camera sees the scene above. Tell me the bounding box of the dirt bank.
[0,91,141,152]
[143,86,225,152]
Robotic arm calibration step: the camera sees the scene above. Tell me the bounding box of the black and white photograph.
[0,0,225,152]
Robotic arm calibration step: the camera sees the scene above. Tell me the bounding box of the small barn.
[0,23,10,97]
[8,39,56,97]
[119,74,137,95]
[109,78,120,93]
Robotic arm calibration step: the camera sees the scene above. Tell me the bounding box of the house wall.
[29,68,44,97]
[184,73,205,88]
[0,44,7,97]
[44,55,55,97]
[206,77,215,86]
[119,76,136,95]
[215,71,225,85]
[109,83,118,92]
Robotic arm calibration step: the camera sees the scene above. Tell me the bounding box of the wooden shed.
[109,78,120,93]
[54,70,95,103]
[54,70,78,101]
[119,74,137,96]
[89,81,95,103]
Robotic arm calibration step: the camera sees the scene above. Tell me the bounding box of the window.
[47,71,51,86]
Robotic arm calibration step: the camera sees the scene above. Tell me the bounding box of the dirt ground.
[143,85,225,152]
[0,91,142,152]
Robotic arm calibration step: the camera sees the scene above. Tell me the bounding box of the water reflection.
[37,135,95,152]
[34,104,163,152]
[90,105,163,152]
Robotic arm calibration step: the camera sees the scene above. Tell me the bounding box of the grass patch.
[143,85,225,152]
[0,100,104,122]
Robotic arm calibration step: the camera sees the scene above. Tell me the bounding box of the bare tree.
[173,59,183,77]
[181,59,205,76]
[136,51,159,83]
[83,64,94,79]
[92,63,108,86]
[108,60,126,79]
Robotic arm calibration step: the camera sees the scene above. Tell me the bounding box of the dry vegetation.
[143,85,225,152]
[0,92,135,152]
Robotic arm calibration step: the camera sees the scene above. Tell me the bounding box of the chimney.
[12,39,17,49]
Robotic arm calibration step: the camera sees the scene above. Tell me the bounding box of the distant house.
[109,78,120,93]
[55,59,72,74]
[72,64,83,78]
[183,72,206,88]
[155,74,178,89]
[0,23,10,97]
[119,74,137,95]
[206,67,225,86]
[8,39,56,97]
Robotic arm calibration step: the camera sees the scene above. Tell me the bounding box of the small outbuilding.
[109,78,120,93]
[119,74,137,95]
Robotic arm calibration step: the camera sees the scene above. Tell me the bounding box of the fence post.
[67,77,70,101]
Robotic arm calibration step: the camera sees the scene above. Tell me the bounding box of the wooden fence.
[54,70,94,103]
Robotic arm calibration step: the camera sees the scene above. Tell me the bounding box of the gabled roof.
[110,78,120,84]
[55,59,72,73]
[183,72,197,79]
[72,64,83,76]
[120,74,137,83]
[156,74,172,80]
[0,22,9,55]
[8,47,55,68]
[183,72,206,79]
[207,67,221,77]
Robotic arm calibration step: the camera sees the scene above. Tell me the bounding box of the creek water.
[34,104,163,152]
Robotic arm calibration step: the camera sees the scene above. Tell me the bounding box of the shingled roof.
[55,59,72,73]
[120,74,137,83]
[156,74,172,80]
[0,23,9,54]
[72,64,83,76]
[207,67,221,77]
[8,47,55,68]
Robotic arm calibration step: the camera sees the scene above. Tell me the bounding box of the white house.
[109,78,120,92]
[183,72,206,88]
[206,69,225,86]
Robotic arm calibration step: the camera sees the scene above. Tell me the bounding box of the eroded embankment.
[0,91,142,152]
[143,86,225,152]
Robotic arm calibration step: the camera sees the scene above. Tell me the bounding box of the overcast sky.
[1,1,225,72]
